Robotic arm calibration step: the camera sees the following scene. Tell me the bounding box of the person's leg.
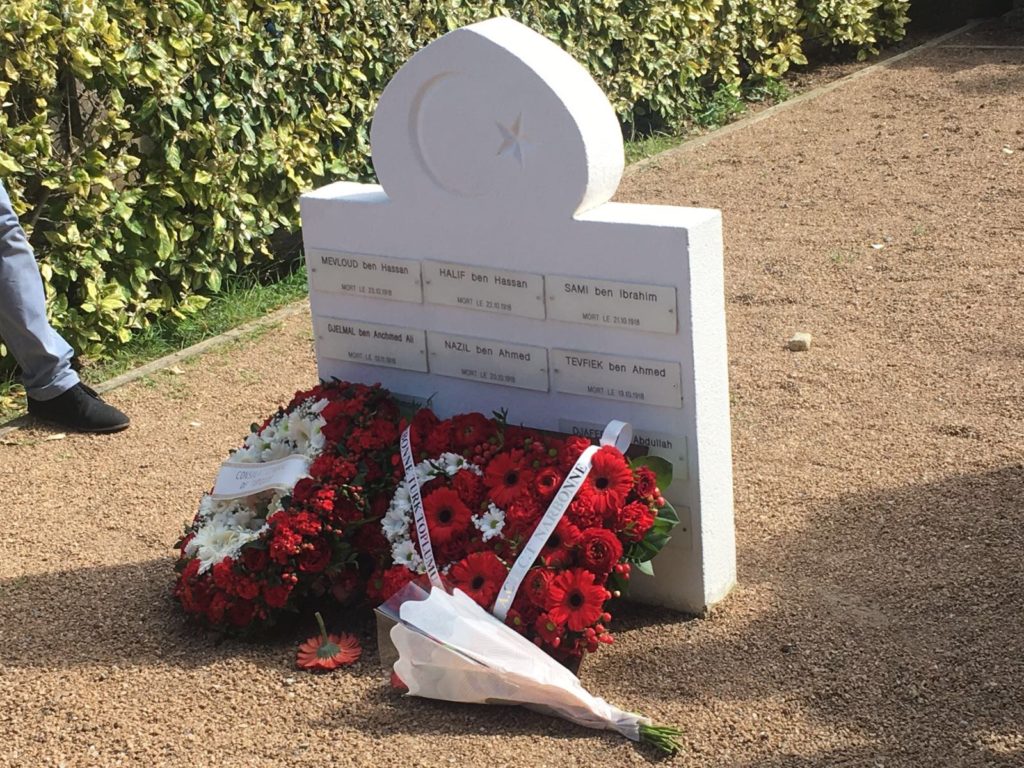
[0,180,79,400]
[0,180,128,432]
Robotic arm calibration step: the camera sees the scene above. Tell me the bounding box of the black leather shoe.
[28,383,130,433]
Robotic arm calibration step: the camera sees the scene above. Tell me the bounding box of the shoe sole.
[28,414,131,434]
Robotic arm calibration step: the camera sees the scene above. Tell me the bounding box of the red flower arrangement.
[376,409,678,662]
[173,381,405,630]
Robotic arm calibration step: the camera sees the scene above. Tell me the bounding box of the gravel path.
[2,21,1022,768]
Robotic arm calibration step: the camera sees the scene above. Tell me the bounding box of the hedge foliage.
[0,1,909,365]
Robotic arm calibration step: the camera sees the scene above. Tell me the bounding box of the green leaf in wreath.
[634,559,655,577]
[657,500,680,524]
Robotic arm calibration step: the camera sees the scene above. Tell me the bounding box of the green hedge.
[0,1,908,366]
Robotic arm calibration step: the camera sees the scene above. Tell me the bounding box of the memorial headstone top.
[370,17,624,218]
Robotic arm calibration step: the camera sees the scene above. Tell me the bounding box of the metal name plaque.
[307,248,423,303]
[427,331,549,391]
[546,275,677,334]
[315,316,428,372]
[550,348,683,408]
[422,260,545,319]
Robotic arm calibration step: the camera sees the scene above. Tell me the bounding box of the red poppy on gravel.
[422,488,473,543]
[585,446,634,517]
[546,568,609,632]
[483,450,534,508]
[449,551,509,608]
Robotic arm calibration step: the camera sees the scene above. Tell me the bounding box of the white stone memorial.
[300,17,735,613]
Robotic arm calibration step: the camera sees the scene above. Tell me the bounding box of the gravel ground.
[1,21,1022,768]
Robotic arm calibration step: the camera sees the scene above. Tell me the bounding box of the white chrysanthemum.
[438,452,467,475]
[391,483,412,510]
[230,397,327,464]
[196,493,229,522]
[473,502,506,542]
[187,518,264,574]
[382,504,412,541]
[391,539,423,571]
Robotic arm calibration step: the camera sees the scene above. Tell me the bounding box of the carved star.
[496,114,531,167]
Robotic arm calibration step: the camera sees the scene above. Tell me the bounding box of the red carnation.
[483,451,534,508]
[452,469,485,508]
[504,496,542,536]
[577,528,623,576]
[298,539,331,573]
[234,574,261,601]
[559,436,593,470]
[211,558,235,591]
[422,488,473,543]
[424,422,455,456]
[449,551,508,609]
[207,592,229,624]
[321,415,353,443]
[451,413,495,450]
[180,557,200,582]
[263,581,293,608]
[291,477,318,504]
[566,488,602,529]
[616,501,656,542]
[547,568,609,632]
[586,446,634,517]
[409,409,441,452]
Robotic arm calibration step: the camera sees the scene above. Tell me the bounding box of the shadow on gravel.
[0,557,376,671]
[609,464,1024,765]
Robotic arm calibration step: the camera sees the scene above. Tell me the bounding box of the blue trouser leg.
[0,180,79,400]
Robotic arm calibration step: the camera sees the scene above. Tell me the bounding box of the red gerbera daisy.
[296,612,362,671]
[540,518,581,568]
[483,451,534,508]
[534,612,564,645]
[449,551,508,609]
[522,567,554,609]
[547,568,609,632]
[422,488,473,543]
[586,446,634,517]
